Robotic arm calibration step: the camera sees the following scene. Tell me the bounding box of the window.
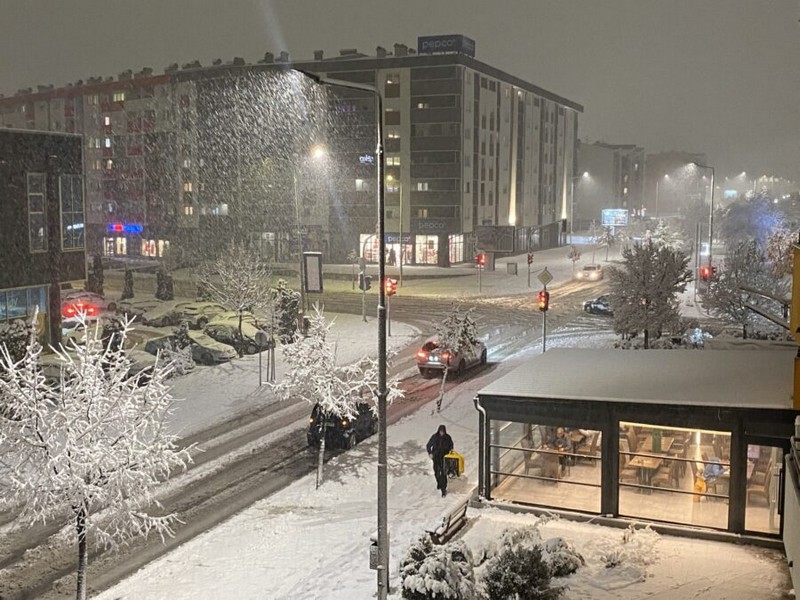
[92,160,101,170]
[113,92,125,102]
[183,182,193,192]
[104,159,113,170]
[386,156,400,166]
[416,102,429,109]
[27,173,46,252]
[104,116,111,126]
[355,179,370,192]
[387,131,400,139]
[416,182,429,191]
[59,174,84,250]
[465,182,471,193]
[417,208,428,218]
[184,205,194,216]
[88,95,98,105]
[183,158,191,168]
[385,109,400,126]
[104,137,111,148]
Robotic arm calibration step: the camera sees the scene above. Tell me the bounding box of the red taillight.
[416,350,428,360]
[84,304,99,316]
[441,352,451,361]
[62,305,76,318]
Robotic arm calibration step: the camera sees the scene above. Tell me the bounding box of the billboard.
[417,34,476,57]
[601,209,629,227]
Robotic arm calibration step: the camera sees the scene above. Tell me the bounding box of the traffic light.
[475,253,486,267]
[527,253,534,265]
[537,290,550,312]
[384,277,397,296]
[359,273,372,291]
[700,266,711,282]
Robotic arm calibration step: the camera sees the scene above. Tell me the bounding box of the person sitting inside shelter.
[551,427,571,475]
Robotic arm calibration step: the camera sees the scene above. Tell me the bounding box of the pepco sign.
[417,34,476,58]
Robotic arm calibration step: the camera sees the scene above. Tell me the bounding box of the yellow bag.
[693,477,707,502]
[445,451,465,478]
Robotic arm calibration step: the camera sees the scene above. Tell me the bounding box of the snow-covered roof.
[478,348,796,410]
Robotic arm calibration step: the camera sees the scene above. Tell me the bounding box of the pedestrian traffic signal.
[359,273,372,291]
[475,253,486,267]
[527,253,534,265]
[384,277,397,296]
[700,266,711,282]
[537,290,550,312]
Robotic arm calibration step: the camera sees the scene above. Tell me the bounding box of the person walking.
[427,424,454,497]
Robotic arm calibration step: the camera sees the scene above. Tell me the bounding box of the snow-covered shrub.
[542,537,584,577]
[273,280,300,344]
[155,267,174,301]
[161,344,195,376]
[598,524,659,572]
[483,544,562,600]
[648,337,675,350]
[0,319,35,365]
[173,321,192,349]
[399,535,476,600]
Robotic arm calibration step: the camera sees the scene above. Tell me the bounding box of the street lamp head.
[582,171,589,178]
[310,144,327,160]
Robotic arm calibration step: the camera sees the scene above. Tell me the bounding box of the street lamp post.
[294,69,389,599]
[692,162,715,268]
[293,169,305,314]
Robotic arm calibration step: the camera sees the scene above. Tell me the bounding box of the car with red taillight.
[61,291,117,327]
[416,338,487,379]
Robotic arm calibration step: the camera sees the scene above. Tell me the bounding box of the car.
[306,402,377,450]
[61,291,117,327]
[138,300,184,328]
[144,330,236,365]
[175,301,228,329]
[204,320,265,355]
[575,263,604,281]
[416,338,487,379]
[583,295,613,316]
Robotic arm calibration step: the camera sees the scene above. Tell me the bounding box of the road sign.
[538,267,553,286]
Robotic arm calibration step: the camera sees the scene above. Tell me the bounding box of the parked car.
[61,291,117,327]
[144,330,236,365]
[575,263,604,281]
[204,320,265,355]
[176,301,228,329]
[306,402,377,450]
[416,338,487,379]
[583,295,613,316]
[138,300,184,328]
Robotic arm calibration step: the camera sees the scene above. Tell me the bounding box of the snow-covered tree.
[717,195,782,252]
[121,268,134,300]
[607,240,692,349]
[0,314,191,600]
[199,242,273,356]
[701,241,788,338]
[0,318,35,365]
[647,220,684,252]
[765,225,794,278]
[433,305,479,412]
[271,306,403,487]
[399,535,476,600]
[483,544,562,600]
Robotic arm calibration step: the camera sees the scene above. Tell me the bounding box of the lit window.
[416,182,429,191]
[623,187,628,195]
[387,156,400,166]
[104,159,113,170]
[183,182,193,192]
[387,132,400,139]
[104,116,111,126]
[417,208,428,218]
[113,92,125,102]
[417,102,429,109]
[183,158,191,168]
[184,205,194,216]
[355,179,370,192]
[104,137,111,148]
[27,173,47,252]
[93,160,101,170]
[59,174,84,250]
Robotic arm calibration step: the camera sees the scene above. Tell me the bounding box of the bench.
[425,498,469,545]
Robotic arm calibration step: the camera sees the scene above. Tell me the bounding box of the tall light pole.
[294,69,389,599]
[692,162,715,268]
[570,172,589,244]
[387,174,403,287]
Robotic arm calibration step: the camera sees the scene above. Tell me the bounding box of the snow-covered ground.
[96,325,793,600]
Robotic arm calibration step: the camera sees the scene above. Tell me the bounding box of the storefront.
[475,348,798,540]
[359,232,469,266]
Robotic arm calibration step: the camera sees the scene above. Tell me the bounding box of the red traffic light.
[384,277,397,296]
[537,290,550,312]
[700,266,711,281]
[527,253,534,265]
[475,253,486,266]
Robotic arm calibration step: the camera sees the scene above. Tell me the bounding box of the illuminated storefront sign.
[107,222,143,234]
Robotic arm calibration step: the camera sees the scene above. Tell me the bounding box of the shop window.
[618,422,730,530]
[414,235,439,265]
[115,237,127,255]
[448,234,464,264]
[6,289,28,319]
[487,420,601,514]
[27,173,47,252]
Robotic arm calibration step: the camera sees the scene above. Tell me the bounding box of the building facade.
[0,35,582,266]
[574,141,644,230]
[0,129,86,345]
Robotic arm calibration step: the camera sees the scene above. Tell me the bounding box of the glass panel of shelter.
[488,420,601,514]
[744,443,782,535]
[618,422,730,530]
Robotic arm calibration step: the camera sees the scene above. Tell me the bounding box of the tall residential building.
[0,35,582,266]
[575,141,644,229]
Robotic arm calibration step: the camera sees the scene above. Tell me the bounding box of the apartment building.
[0,35,583,266]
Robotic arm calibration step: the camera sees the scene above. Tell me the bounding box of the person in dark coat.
[427,424,454,497]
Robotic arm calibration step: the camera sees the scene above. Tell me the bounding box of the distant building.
[0,35,583,266]
[0,129,86,345]
[575,141,644,230]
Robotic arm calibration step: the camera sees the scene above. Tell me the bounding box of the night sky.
[1,0,798,181]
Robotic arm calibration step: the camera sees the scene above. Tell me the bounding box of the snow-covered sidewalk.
[96,350,792,600]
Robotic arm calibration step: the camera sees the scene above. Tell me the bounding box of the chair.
[521,437,541,477]
[652,458,680,490]
[575,432,599,463]
[626,429,640,454]
[746,460,773,505]
[542,451,560,481]
[619,439,638,484]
